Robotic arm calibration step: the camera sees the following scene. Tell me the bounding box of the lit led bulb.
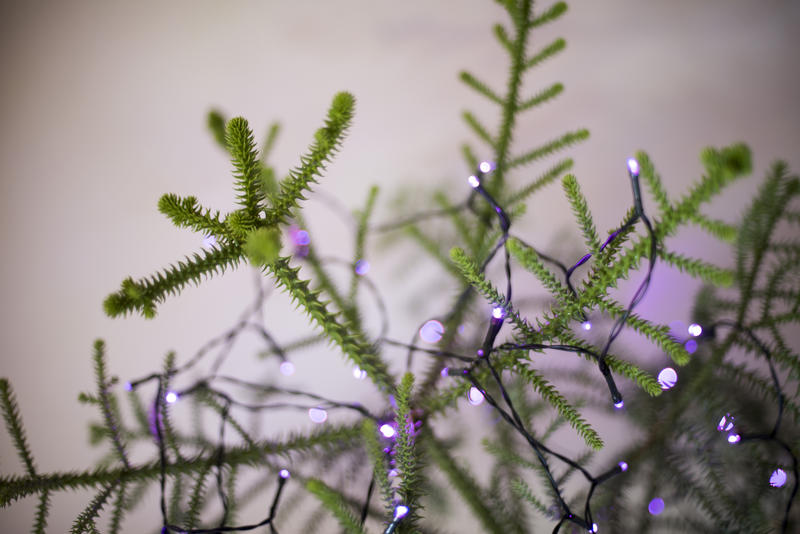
[279,469,291,479]
[479,161,493,173]
[687,323,702,337]
[657,367,678,390]
[468,175,480,188]
[468,387,485,406]
[279,361,295,376]
[165,391,179,404]
[770,468,787,488]
[308,408,328,424]
[614,400,624,410]
[379,423,396,439]
[627,158,640,177]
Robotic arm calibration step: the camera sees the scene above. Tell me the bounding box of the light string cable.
[153,377,290,534]
[451,160,650,532]
[707,319,799,532]
[127,225,400,531]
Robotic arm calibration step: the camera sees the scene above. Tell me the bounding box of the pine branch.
[517,82,564,112]
[460,71,504,105]
[504,158,573,206]
[0,378,37,476]
[158,194,231,242]
[267,257,395,393]
[70,483,117,534]
[562,174,601,254]
[226,117,264,219]
[508,129,589,170]
[523,38,566,71]
[462,111,496,150]
[103,243,244,319]
[263,92,355,226]
[306,479,368,534]
[529,1,568,29]
[91,340,131,468]
[395,373,423,530]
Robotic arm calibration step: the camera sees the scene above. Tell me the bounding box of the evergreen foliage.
[1,1,797,532]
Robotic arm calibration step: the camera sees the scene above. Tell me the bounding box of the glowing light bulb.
[684,339,698,354]
[591,524,598,533]
[717,413,735,432]
[440,367,449,377]
[165,391,179,404]
[727,432,741,444]
[468,387,485,406]
[279,361,295,376]
[388,468,399,477]
[353,366,367,380]
[582,321,592,331]
[648,497,664,515]
[419,320,444,343]
[202,234,217,249]
[479,161,493,173]
[687,323,702,337]
[627,158,640,177]
[294,230,310,246]
[380,424,396,439]
[491,306,505,320]
[468,175,480,189]
[770,468,787,488]
[657,367,678,390]
[279,469,291,479]
[614,400,624,410]
[308,408,328,424]
[124,382,133,391]
[354,259,370,276]
[618,461,628,472]
[394,505,409,520]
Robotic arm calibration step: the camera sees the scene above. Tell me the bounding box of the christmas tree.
[1,1,798,532]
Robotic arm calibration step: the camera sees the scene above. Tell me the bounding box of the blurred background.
[1,0,799,531]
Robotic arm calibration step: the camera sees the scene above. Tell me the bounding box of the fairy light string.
[115,155,788,533]
[704,319,798,532]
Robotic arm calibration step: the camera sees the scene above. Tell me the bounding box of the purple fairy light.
[440,367,449,377]
[165,391,179,404]
[124,382,133,391]
[479,161,493,173]
[727,433,741,444]
[717,413,735,432]
[614,400,625,410]
[657,367,678,390]
[394,505,409,520]
[591,524,598,533]
[688,323,702,337]
[279,361,295,376]
[618,461,628,472]
[468,387,485,406]
[419,320,444,343]
[354,259,370,276]
[308,408,328,424]
[379,423,396,439]
[491,306,505,320]
[582,321,592,331]
[279,469,291,479]
[648,497,664,515]
[684,339,698,354]
[468,175,480,188]
[294,230,310,246]
[770,468,787,488]
[627,158,640,177]
[353,366,367,380]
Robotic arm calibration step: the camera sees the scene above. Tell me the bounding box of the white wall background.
[1,1,799,531]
